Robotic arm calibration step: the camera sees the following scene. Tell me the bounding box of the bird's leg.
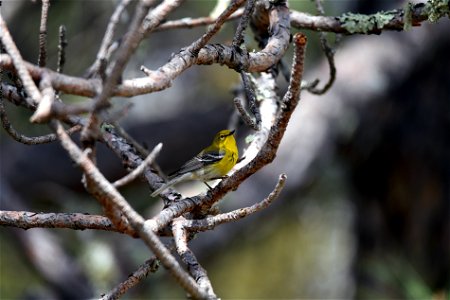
[203,181,214,190]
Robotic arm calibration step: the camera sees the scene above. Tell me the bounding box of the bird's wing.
[169,150,224,177]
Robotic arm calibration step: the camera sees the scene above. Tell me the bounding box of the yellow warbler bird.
[151,129,238,197]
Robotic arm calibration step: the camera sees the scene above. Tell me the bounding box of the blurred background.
[1,0,449,299]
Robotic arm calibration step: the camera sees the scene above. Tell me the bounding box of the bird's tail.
[150,173,191,197]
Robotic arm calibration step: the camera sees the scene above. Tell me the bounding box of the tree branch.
[57,25,67,74]
[101,256,160,300]
[0,94,81,145]
[173,217,217,298]
[113,143,162,188]
[85,0,133,79]
[53,121,208,299]
[0,211,123,233]
[185,173,286,232]
[290,1,434,34]
[0,1,289,100]
[38,0,50,67]
[0,15,42,106]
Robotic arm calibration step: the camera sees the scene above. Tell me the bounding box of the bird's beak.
[229,130,235,136]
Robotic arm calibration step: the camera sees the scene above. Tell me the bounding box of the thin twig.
[183,0,245,54]
[86,0,132,79]
[186,173,286,231]
[0,96,80,145]
[141,0,246,77]
[1,83,36,110]
[0,211,123,233]
[232,0,255,48]
[240,71,261,129]
[304,0,339,95]
[57,25,67,74]
[101,256,161,300]
[233,96,258,130]
[154,9,243,31]
[113,143,162,188]
[38,0,50,67]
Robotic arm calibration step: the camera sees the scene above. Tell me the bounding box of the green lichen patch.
[338,10,397,34]
[425,0,450,22]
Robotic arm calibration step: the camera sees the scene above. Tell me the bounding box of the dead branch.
[0,211,123,233]
[0,92,81,144]
[113,143,162,188]
[53,121,208,298]
[173,217,217,298]
[185,173,286,232]
[101,256,160,300]
[38,0,50,67]
[85,0,133,79]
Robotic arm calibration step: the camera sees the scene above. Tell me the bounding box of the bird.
[151,129,238,197]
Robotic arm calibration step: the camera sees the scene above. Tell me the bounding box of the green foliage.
[425,0,450,22]
[338,11,397,34]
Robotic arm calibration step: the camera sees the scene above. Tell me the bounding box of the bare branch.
[141,0,245,82]
[156,3,437,35]
[0,95,81,145]
[38,0,50,67]
[186,173,286,232]
[141,0,289,93]
[0,15,42,106]
[1,83,36,110]
[101,256,160,300]
[0,0,288,100]
[173,217,217,298]
[57,25,67,74]
[233,96,258,130]
[86,0,132,78]
[232,0,255,48]
[0,211,123,233]
[240,71,261,129]
[53,121,207,299]
[93,0,179,109]
[82,0,183,143]
[290,2,431,34]
[304,0,339,95]
[113,143,162,188]
[155,9,243,31]
[30,72,55,123]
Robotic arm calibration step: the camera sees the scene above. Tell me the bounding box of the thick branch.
[290,2,432,34]
[0,211,123,233]
[173,218,217,298]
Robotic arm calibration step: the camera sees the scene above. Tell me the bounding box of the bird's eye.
[220,135,225,140]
